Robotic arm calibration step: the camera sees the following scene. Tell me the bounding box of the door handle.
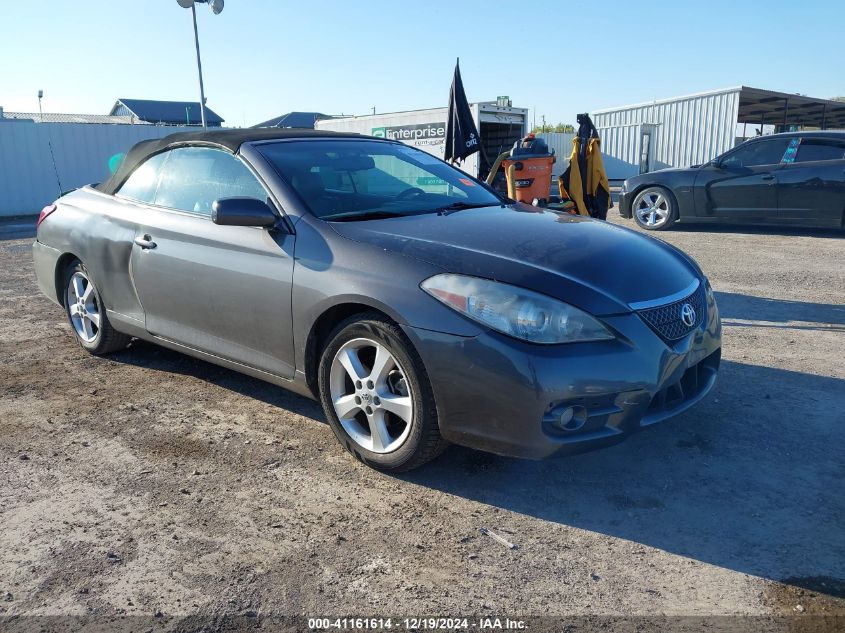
[761,174,775,181]
[134,235,157,249]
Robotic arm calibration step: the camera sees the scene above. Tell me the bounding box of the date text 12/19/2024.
[308,617,528,630]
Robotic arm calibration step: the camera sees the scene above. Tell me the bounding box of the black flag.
[444,59,480,164]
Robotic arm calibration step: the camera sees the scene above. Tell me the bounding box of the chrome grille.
[637,285,706,341]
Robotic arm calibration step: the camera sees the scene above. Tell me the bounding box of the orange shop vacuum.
[500,134,555,205]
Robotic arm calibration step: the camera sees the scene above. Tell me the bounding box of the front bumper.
[402,293,721,459]
[618,189,634,218]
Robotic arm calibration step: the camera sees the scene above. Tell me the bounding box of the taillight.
[36,204,57,228]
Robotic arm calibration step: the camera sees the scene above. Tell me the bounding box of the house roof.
[253,111,330,129]
[110,98,225,125]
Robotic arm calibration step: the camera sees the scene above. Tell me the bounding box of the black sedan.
[618,131,845,230]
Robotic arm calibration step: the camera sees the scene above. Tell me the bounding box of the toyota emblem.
[680,303,696,327]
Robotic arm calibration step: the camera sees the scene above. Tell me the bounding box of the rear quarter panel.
[37,187,144,324]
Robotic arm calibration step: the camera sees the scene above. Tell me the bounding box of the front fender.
[627,170,697,219]
[290,215,484,371]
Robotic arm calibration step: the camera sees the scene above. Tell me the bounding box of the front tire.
[632,186,677,230]
[317,312,447,472]
[63,261,131,355]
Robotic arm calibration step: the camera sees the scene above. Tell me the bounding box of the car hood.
[329,204,700,315]
[656,165,700,173]
[625,166,699,190]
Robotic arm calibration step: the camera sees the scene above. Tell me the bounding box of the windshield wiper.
[322,210,410,222]
[435,201,496,216]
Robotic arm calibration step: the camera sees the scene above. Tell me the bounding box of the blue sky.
[1,0,842,128]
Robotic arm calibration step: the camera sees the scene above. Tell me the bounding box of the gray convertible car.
[33,129,721,471]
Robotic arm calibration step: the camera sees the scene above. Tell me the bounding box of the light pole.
[176,0,224,129]
[38,90,44,122]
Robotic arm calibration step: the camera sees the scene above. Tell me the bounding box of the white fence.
[0,121,196,217]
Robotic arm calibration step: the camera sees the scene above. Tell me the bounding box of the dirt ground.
[1,216,843,630]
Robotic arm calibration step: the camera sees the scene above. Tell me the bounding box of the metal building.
[592,86,845,180]
[536,132,575,178]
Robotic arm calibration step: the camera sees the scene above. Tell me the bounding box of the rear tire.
[632,186,677,230]
[63,260,131,355]
[317,312,447,472]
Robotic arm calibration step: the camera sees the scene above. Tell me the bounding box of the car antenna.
[38,90,64,196]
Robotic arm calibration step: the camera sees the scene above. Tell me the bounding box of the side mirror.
[212,198,277,227]
[709,158,722,169]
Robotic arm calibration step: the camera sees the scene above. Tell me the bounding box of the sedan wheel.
[318,312,447,471]
[329,338,414,454]
[66,271,100,343]
[63,261,131,355]
[633,187,676,230]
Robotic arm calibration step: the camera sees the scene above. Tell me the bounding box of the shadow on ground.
[403,360,845,596]
[109,336,845,599]
[110,339,325,421]
[669,223,844,238]
[715,292,845,330]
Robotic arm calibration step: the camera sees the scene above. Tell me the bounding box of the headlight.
[421,274,614,344]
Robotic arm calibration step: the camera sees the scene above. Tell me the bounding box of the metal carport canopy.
[738,86,845,129]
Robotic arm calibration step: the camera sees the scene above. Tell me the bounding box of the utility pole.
[177,0,225,129]
[541,115,546,133]
[190,3,207,128]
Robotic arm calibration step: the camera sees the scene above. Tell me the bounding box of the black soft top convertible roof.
[96,128,364,195]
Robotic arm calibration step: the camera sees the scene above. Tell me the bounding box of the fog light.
[551,405,588,432]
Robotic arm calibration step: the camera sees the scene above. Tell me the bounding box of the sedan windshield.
[256,139,502,220]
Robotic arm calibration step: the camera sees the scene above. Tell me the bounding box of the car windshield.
[256,139,502,220]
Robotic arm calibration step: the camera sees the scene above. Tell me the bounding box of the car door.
[127,146,296,379]
[693,137,791,221]
[101,151,172,326]
[777,137,845,226]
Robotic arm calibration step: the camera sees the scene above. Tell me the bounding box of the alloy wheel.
[634,190,671,228]
[329,337,414,454]
[66,271,101,343]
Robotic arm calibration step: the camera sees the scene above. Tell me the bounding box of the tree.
[530,122,575,134]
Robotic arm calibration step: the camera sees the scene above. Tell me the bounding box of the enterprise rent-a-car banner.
[371,123,446,156]
[371,123,450,190]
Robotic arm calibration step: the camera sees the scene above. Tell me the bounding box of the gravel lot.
[1,216,843,629]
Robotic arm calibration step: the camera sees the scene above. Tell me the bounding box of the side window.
[116,152,169,203]
[723,138,790,168]
[153,147,269,216]
[794,139,845,163]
